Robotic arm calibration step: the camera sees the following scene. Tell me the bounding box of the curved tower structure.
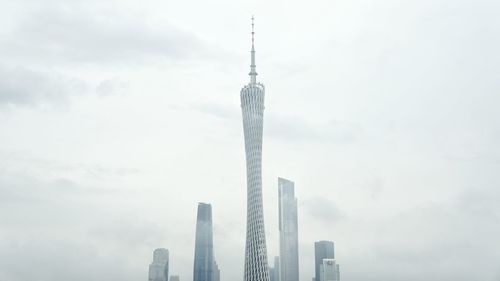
[241,17,270,281]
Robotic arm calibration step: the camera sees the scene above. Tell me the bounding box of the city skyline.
[145,20,336,281]
[1,0,499,281]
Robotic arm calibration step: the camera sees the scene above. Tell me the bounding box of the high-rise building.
[170,276,180,281]
[213,261,220,281]
[319,259,340,281]
[269,256,280,281]
[314,241,334,281]
[274,256,280,281]
[278,178,299,281]
[193,203,214,281]
[241,17,270,281]
[149,248,169,281]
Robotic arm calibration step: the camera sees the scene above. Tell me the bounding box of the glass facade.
[278,178,299,281]
[193,203,214,281]
[314,241,334,281]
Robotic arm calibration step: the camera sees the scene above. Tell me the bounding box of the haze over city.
[1,0,499,281]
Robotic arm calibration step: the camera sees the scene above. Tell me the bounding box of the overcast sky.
[1,0,499,280]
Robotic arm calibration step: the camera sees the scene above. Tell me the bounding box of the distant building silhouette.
[213,261,220,281]
[149,248,169,281]
[319,259,340,281]
[193,203,214,281]
[269,256,280,281]
[314,241,334,281]
[278,178,299,281]
[170,276,180,281]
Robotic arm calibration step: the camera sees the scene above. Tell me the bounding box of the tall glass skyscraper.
[149,248,169,281]
[241,17,270,281]
[278,178,299,281]
[314,241,335,281]
[193,203,214,281]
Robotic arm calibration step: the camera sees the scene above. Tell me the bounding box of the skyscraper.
[314,241,334,281]
[193,203,214,281]
[149,248,169,281]
[241,17,270,281]
[278,178,299,281]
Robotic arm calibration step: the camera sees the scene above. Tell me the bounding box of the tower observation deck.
[240,16,270,281]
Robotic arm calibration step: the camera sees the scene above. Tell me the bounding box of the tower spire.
[249,15,257,84]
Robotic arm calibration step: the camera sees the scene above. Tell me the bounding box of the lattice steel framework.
[240,16,270,281]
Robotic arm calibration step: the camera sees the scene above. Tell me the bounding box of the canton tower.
[241,17,270,281]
